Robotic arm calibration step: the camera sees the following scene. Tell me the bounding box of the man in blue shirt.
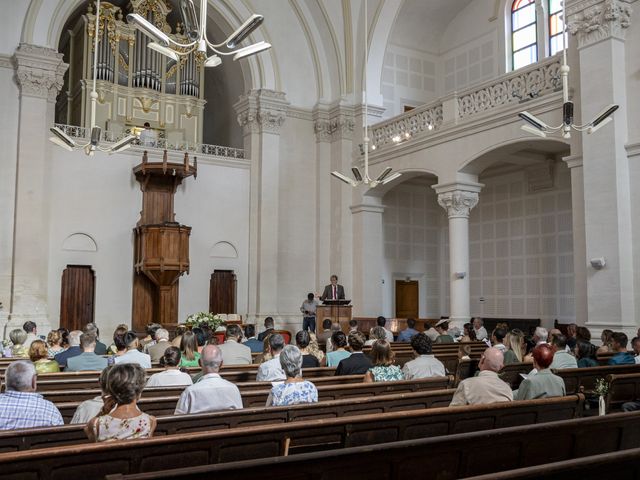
[242,324,263,353]
[397,318,419,342]
[608,332,635,365]
[0,360,63,430]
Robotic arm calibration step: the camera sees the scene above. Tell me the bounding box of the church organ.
[57,0,206,145]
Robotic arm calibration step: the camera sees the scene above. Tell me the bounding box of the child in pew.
[85,363,156,442]
[70,366,112,424]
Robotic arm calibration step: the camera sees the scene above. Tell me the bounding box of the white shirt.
[383,328,394,342]
[635,355,640,365]
[256,355,286,382]
[114,349,152,369]
[402,355,446,380]
[474,326,488,341]
[24,333,39,348]
[494,343,506,352]
[174,373,243,415]
[139,128,157,146]
[146,369,193,388]
[70,396,104,424]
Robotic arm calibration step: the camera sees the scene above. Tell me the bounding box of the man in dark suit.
[320,274,345,301]
[257,317,275,342]
[335,332,371,375]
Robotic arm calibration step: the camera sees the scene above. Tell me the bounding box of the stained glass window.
[549,0,566,55]
[512,0,537,70]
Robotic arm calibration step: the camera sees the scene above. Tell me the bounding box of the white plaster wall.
[45,147,250,337]
[0,0,27,54]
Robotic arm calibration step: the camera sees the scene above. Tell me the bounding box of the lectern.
[131,151,197,331]
[317,300,352,333]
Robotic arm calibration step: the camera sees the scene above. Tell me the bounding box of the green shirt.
[179,351,201,368]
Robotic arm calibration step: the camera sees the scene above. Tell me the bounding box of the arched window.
[548,0,565,56]
[511,0,538,70]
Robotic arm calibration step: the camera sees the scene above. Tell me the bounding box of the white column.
[350,199,385,316]
[567,0,636,334]
[234,89,289,325]
[6,44,67,336]
[434,182,482,330]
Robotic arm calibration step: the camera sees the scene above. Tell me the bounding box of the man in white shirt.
[23,321,39,348]
[218,325,252,365]
[472,317,488,341]
[256,334,286,382]
[402,333,446,380]
[138,122,157,147]
[174,345,242,414]
[632,337,640,364]
[533,326,549,345]
[114,331,152,369]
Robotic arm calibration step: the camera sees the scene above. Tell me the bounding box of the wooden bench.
[554,364,640,394]
[104,409,640,480]
[605,372,640,411]
[499,362,533,389]
[0,395,584,479]
[51,376,453,420]
[0,389,457,452]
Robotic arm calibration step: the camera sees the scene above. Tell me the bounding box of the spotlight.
[381,172,402,185]
[375,167,393,183]
[148,42,179,61]
[225,14,264,48]
[110,135,137,154]
[126,13,171,47]
[351,167,363,182]
[518,111,550,131]
[331,171,358,186]
[590,104,619,128]
[49,127,77,149]
[232,41,272,61]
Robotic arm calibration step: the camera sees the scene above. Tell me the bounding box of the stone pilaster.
[567,0,634,48]
[433,182,483,329]
[5,44,67,337]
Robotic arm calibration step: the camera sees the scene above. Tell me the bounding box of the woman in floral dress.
[364,340,403,382]
[266,345,318,406]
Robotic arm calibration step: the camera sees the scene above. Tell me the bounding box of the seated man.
[147,328,172,364]
[316,318,333,343]
[335,332,372,376]
[376,316,394,342]
[242,324,263,353]
[114,331,152,369]
[218,325,252,365]
[256,334,286,382]
[66,333,108,371]
[397,318,419,343]
[84,323,108,355]
[549,334,578,369]
[608,332,635,365]
[257,317,275,342]
[472,317,488,341]
[175,345,242,414]
[54,330,83,369]
[0,360,63,429]
[514,344,566,400]
[449,347,513,406]
[402,333,446,380]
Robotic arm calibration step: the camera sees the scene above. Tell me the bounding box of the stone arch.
[62,232,98,252]
[209,241,239,259]
[362,167,440,199]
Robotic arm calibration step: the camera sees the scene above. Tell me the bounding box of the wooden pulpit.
[131,151,197,331]
[317,301,352,333]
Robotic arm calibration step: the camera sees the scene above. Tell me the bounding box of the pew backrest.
[554,364,640,394]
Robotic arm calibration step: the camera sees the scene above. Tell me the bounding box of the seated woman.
[514,344,566,400]
[503,330,525,365]
[307,332,325,365]
[364,340,403,382]
[575,339,598,368]
[46,330,66,358]
[325,331,351,367]
[85,363,156,442]
[178,331,201,368]
[266,345,318,406]
[596,329,614,355]
[29,340,60,373]
[295,330,320,368]
[7,329,29,358]
[146,347,193,387]
[71,366,111,424]
[434,320,454,344]
[108,325,128,355]
[459,323,477,343]
[57,328,70,350]
[364,326,387,347]
[171,325,188,348]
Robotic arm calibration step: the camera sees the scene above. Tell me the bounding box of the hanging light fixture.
[127,0,271,68]
[518,0,618,138]
[331,0,401,188]
[49,0,136,155]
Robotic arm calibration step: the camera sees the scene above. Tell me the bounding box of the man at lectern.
[320,275,345,302]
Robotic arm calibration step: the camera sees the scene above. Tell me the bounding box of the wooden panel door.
[60,265,95,331]
[209,270,237,314]
[395,280,419,318]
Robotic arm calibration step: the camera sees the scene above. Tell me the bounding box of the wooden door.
[395,280,419,318]
[60,265,95,331]
[209,270,237,314]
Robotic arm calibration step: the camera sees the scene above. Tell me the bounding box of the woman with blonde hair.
[46,330,66,358]
[596,329,614,355]
[29,340,60,373]
[307,332,325,364]
[364,340,403,382]
[503,330,526,365]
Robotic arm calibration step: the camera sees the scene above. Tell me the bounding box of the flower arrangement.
[594,377,609,397]
[185,312,224,331]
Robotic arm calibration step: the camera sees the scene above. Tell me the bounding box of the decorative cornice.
[563,154,584,168]
[567,0,634,48]
[312,102,356,143]
[625,141,640,158]
[0,54,12,70]
[349,203,385,214]
[286,106,313,121]
[13,44,67,102]
[234,89,289,135]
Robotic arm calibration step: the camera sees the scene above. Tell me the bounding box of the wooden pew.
[499,362,533,389]
[105,409,640,480]
[0,395,584,479]
[0,389,457,452]
[51,376,453,420]
[554,364,640,394]
[605,372,640,411]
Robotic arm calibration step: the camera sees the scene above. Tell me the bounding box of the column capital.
[234,89,289,135]
[567,0,635,48]
[312,101,356,143]
[349,203,385,215]
[432,181,483,219]
[13,43,67,101]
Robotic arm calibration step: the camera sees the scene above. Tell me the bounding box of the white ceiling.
[389,0,475,53]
